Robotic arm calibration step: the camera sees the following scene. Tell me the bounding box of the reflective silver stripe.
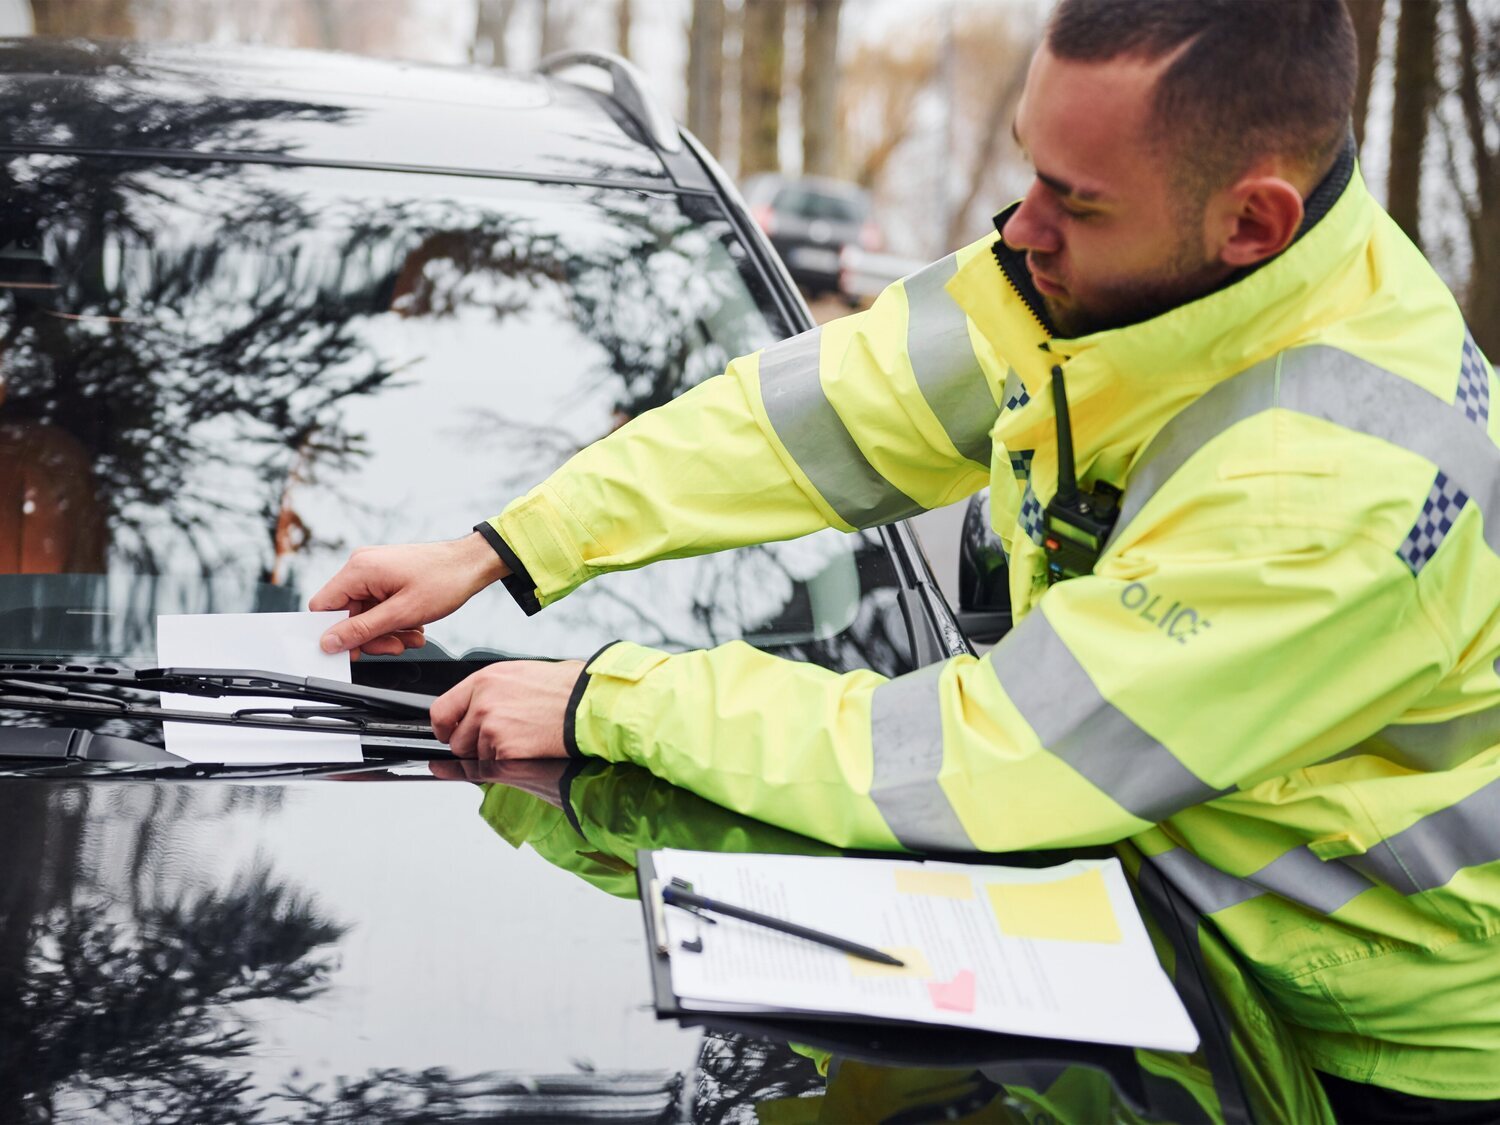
[1106,354,1278,550]
[868,661,975,851]
[1248,843,1374,913]
[902,254,996,467]
[1350,776,1500,894]
[1107,346,1500,555]
[1152,779,1500,914]
[1281,347,1500,554]
[1348,707,1500,772]
[758,327,923,529]
[1149,845,1373,916]
[1147,847,1263,916]
[988,609,1224,822]
[1151,779,1500,914]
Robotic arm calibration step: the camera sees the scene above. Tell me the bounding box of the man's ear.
[1216,176,1305,268]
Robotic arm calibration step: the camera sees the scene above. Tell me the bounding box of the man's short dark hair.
[1047,0,1357,198]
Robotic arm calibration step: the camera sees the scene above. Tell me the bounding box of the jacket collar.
[967,139,1372,398]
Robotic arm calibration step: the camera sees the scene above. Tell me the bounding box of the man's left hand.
[431,659,584,759]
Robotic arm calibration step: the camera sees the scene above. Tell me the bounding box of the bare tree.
[944,10,1034,249]
[471,0,517,67]
[1347,0,1386,149]
[1448,0,1500,356]
[687,0,725,153]
[836,36,939,189]
[616,0,631,59]
[739,0,787,177]
[28,0,134,36]
[800,0,841,178]
[538,0,564,59]
[1388,0,1438,247]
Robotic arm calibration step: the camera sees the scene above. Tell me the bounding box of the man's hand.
[431,660,584,760]
[310,533,509,656]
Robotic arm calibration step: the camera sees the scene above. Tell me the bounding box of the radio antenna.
[1050,365,1079,506]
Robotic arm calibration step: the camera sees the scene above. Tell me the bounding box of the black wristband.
[473,521,542,617]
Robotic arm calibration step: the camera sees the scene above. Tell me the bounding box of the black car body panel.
[0,38,677,189]
[0,772,708,1120]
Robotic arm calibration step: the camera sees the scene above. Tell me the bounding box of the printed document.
[156,611,361,764]
[650,850,1198,1052]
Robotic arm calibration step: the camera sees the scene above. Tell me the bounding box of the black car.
[0,36,967,1120]
[0,38,1303,1125]
[742,173,881,302]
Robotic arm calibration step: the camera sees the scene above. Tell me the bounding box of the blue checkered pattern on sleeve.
[1397,470,1471,575]
[1457,330,1490,427]
[1001,367,1031,413]
[1020,485,1046,546]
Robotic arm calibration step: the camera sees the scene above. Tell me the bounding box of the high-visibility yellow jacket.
[486,155,1500,1099]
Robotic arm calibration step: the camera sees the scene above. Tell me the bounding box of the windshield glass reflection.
[0,154,916,677]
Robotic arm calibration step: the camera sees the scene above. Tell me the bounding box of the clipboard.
[634,850,1149,1097]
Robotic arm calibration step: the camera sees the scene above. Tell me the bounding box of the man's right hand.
[310,533,510,656]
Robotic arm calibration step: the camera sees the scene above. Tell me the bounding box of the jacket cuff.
[571,641,675,764]
[563,644,616,759]
[473,520,541,617]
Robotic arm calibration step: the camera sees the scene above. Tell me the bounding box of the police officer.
[314,2,1500,1117]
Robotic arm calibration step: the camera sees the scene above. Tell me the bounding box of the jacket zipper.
[990,201,1056,338]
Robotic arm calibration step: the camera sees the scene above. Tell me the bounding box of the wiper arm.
[0,662,439,740]
[0,725,182,763]
[0,725,436,775]
[0,661,435,717]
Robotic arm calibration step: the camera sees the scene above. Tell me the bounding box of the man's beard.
[1036,239,1231,339]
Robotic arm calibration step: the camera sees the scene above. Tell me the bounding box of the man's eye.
[1061,204,1096,221]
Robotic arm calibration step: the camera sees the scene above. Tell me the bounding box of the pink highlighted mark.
[926,969,977,1013]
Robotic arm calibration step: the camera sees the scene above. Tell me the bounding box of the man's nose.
[1001,183,1062,256]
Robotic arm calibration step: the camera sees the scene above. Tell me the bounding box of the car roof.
[0,37,682,189]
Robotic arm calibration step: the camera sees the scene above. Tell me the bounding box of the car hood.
[0,772,701,1120]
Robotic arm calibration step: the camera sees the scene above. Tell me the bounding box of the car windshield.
[0,155,918,678]
[774,184,867,223]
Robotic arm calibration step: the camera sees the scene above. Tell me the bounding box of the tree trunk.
[800,0,841,177]
[616,0,631,59]
[947,62,1027,250]
[739,0,786,177]
[1452,0,1500,357]
[1346,0,1385,150]
[686,0,725,152]
[539,0,565,60]
[29,0,134,37]
[471,0,517,67]
[1387,0,1437,248]
[1468,208,1500,358]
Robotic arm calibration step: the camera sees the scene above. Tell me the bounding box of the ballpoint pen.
[662,879,904,967]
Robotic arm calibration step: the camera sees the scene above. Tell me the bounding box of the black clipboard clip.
[650,877,715,955]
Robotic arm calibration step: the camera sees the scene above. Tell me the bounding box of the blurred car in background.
[742,173,881,302]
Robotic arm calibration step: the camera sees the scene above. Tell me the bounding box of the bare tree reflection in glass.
[2,866,346,1123]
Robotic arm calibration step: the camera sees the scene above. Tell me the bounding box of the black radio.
[1042,365,1120,585]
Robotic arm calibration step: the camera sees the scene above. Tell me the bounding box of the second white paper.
[156,611,362,764]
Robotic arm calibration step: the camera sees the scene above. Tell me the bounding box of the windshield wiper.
[0,661,439,740]
[0,725,436,774]
[0,662,435,714]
